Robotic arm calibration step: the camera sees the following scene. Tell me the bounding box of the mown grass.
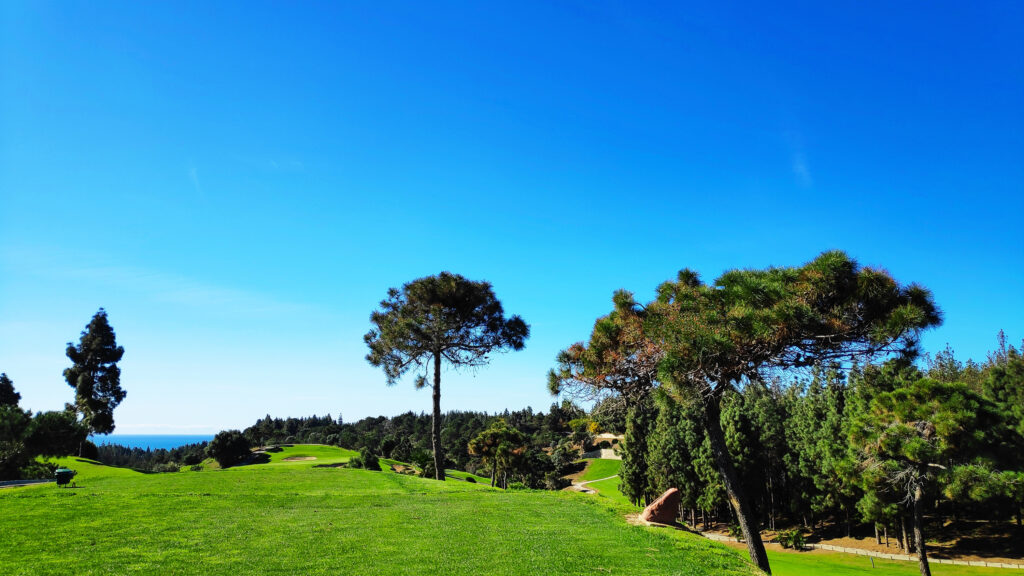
[578,458,622,482]
[588,475,633,506]
[0,446,756,576]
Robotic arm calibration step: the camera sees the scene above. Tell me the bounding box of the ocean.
[91,434,215,451]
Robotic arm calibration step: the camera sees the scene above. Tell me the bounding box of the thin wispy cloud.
[792,151,813,188]
[188,163,205,198]
[2,247,313,317]
[783,130,813,189]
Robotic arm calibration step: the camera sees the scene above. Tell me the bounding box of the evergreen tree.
[0,377,31,480]
[64,309,126,436]
[0,373,20,407]
[365,272,529,480]
[851,378,1003,576]
[620,396,655,506]
[646,251,940,574]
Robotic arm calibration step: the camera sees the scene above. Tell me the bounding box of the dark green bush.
[777,529,806,550]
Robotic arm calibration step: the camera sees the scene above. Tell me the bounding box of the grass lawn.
[444,469,492,484]
[587,475,634,507]
[578,458,622,482]
[0,445,756,576]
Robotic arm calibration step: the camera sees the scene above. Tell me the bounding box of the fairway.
[0,446,756,576]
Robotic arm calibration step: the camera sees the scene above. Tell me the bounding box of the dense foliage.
[617,340,1024,576]
[207,430,252,468]
[95,442,209,472]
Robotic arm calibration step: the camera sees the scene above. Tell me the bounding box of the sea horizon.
[90,434,215,451]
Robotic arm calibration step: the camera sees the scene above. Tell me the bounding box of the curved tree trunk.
[913,484,931,576]
[704,397,772,574]
[432,350,445,481]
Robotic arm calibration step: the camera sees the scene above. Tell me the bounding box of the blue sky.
[2,2,1021,434]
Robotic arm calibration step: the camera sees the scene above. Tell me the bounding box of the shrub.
[360,447,381,471]
[727,524,744,542]
[156,462,180,473]
[207,430,251,468]
[189,464,204,472]
[777,529,806,550]
[598,440,612,449]
[349,447,381,471]
[507,482,527,490]
[465,476,476,483]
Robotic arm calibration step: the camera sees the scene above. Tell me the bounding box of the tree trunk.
[490,465,495,487]
[912,484,931,576]
[875,524,881,545]
[901,515,909,552]
[769,474,776,532]
[431,350,445,481]
[884,525,889,547]
[704,397,772,574]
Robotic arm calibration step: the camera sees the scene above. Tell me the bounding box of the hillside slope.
[0,446,755,576]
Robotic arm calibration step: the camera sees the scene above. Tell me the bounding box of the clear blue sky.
[2,2,1021,434]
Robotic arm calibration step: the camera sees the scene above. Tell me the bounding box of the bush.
[777,529,806,550]
[349,447,381,471]
[189,464,204,472]
[507,482,527,490]
[465,476,476,483]
[18,461,57,480]
[207,430,251,468]
[598,440,612,449]
[156,462,180,473]
[727,524,744,542]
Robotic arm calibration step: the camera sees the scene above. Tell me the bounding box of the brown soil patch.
[281,456,316,461]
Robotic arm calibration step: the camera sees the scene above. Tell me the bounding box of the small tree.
[207,430,251,468]
[851,378,1003,576]
[468,419,527,488]
[365,272,529,480]
[64,309,126,437]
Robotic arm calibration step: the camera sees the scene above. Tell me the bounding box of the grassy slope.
[578,458,622,482]
[0,446,756,576]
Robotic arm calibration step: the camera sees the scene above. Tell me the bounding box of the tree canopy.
[365,272,528,480]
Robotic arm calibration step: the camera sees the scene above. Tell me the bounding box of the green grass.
[444,469,491,484]
[578,458,622,482]
[763,548,1022,575]
[261,444,357,465]
[0,445,756,575]
[587,475,634,506]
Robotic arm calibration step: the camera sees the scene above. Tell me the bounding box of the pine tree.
[64,309,126,436]
[620,396,655,506]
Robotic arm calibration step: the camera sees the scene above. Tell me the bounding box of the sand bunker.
[282,456,317,461]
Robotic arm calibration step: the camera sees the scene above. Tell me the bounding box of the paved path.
[0,479,54,489]
[568,474,619,494]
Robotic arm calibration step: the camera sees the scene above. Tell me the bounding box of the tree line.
[619,342,1024,534]
[236,402,588,488]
